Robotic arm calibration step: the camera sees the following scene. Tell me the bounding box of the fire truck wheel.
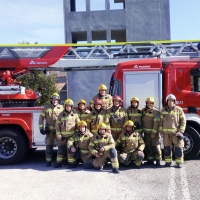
[0,128,28,165]
[183,125,200,160]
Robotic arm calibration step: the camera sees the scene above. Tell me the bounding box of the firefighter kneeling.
[116,120,145,168]
[89,122,120,174]
[67,120,93,169]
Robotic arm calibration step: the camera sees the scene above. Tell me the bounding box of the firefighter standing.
[55,98,80,168]
[159,94,186,168]
[89,122,120,173]
[142,97,162,165]
[107,95,127,141]
[67,120,93,169]
[116,120,145,168]
[126,97,143,134]
[76,99,90,121]
[87,98,109,134]
[90,84,113,110]
[39,93,63,167]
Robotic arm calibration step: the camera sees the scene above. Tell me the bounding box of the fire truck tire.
[183,125,200,160]
[0,128,28,165]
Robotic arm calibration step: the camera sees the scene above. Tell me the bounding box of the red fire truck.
[0,41,200,164]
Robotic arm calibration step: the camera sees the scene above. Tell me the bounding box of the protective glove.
[40,129,45,135]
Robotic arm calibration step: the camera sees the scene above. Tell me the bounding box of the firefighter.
[107,95,127,141]
[87,98,109,134]
[55,98,80,168]
[116,120,145,168]
[159,94,186,168]
[90,84,113,110]
[142,97,162,166]
[39,92,63,167]
[76,99,90,121]
[126,97,143,134]
[89,122,120,173]
[67,120,93,169]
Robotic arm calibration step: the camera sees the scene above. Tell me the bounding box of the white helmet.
[166,94,176,102]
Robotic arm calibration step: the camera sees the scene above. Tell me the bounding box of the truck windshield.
[191,69,200,92]
[109,78,121,96]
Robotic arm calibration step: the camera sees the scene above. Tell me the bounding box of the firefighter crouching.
[55,98,80,168]
[87,98,109,134]
[142,97,162,166]
[90,84,113,110]
[89,122,120,174]
[116,120,145,168]
[159,94,186,168]
[67,120,93,169]
[126,97,143,134]
[39,93,63,167]
[107,95,127,141]
[76,99,90,121]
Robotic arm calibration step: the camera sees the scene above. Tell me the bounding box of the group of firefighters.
[39,84,186,174]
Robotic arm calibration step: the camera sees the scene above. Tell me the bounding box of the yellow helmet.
[97,122,107,130]
[77,99,86,105]
[98,84,107,91]
[78,120,87,127]
[145,97,155,104]
[130,96,139,103]
[51,92,60,99]
[124,120,134,127]
[106,125,111,130]
[64,98,74,106]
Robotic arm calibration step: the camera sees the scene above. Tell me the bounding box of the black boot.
[54,162,62,168]
[112,168,120,174]
[67,163,77,169]
[155,160,161,166]
[164,162,171,167]
[144,160,154,165]
[46,161,52,167]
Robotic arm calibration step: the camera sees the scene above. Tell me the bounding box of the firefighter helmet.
[51,92,60,100]
[64,98,74,106]
[97,122,107,130]
[166,94,176,102]
[124,120,134,127]
[77,99,86,105]
[94,98,103,105]
[130,97,139,103]
[98,84,107,91]
[119,153,132,165]
[78,120,87,127]
[145,97,155,104]
[113,95,122,102]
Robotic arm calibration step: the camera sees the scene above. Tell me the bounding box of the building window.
[110,0,124,10]
[72,31,87,43]
[70,0,86,12]
[190,69,200,92]
[111,29,126,42]
[91,0,105,11]
[92,30,106,41]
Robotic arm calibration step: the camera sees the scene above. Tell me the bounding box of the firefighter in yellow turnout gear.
[76,99,90,121]
[126,97,143,134]
[107,95,127,141]
[87,98,109,134]
[90,84,113,110]
[55,98,80,168]
[159,94,186,168]
[142,97,162,166]
[39,93,63,167]
[89,122,120,174]
[116,120,145,168]
[67,120,93,169]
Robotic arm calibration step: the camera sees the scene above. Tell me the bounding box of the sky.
[0,0,199,44]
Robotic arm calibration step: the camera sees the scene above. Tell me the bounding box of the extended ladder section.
[49,40,200,71]
[0,86,25,95]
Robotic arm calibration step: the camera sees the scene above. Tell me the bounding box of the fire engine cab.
[0,41,200,164]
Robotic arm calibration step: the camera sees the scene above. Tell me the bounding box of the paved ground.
[1,149,200,200]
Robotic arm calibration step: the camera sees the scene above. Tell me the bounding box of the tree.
[17,71,57,106]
